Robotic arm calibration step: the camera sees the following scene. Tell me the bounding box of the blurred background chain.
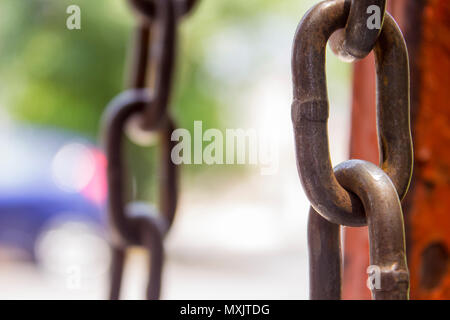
[101,0,198,300]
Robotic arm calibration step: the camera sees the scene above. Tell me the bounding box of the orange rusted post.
[343,0,450,299]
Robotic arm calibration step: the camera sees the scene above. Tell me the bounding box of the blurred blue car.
[0,124,107,261]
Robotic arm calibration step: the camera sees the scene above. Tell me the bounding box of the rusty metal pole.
[343,0,450,300]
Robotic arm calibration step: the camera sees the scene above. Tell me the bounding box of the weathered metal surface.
[406,0,450,300]
[308,160,410,300]
[291,0,412,226]
[308,207,342,300]
[329,0,387,61]
[337,160,409,300]
[293,0,412,299]
[344,0,450,300]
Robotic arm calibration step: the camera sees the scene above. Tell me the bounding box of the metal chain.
[100,0,198,300]
[308,160,409,300]
[291,0,412,299]
[329,0,387,61]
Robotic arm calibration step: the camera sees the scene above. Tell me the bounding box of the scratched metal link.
[292,0,412,227]
[329,0,387,61]
[309,160,409,300]
[292,0,412,300]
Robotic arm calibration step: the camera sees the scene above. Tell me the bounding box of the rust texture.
[409,0,450,300]
[344,0,450,299]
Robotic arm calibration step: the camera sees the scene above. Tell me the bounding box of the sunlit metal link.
[329,0,387,61]
[291,0,412,227]
[309,160,409,300]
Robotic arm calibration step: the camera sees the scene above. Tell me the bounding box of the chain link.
[329,0,387,61]
[126,0,177,130]
[308,161,409,300]
[98,0,411,300]
[101,0,198,300]
[291,0,412,227]
[292,0,412,299]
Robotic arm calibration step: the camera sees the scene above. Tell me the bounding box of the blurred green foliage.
[0,1,128,134]
[0,0,350,200]
[0,0,327,135]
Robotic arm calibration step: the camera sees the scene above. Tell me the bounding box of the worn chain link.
[329,0,387,61]
[309,160,409,300]
[291,0,412,299]
[100,0,198,300]
[292,0,412,227]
